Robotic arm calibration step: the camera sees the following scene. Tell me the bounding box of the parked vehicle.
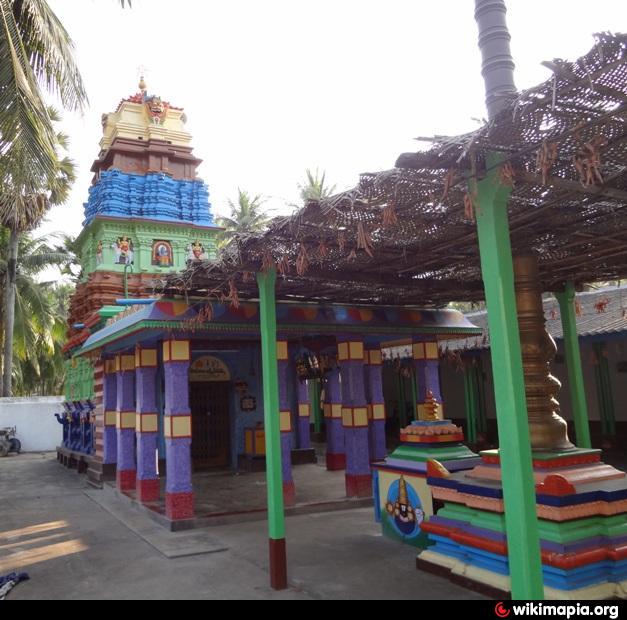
[0,427,21,457]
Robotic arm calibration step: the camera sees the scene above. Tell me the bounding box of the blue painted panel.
[84,169,213,227]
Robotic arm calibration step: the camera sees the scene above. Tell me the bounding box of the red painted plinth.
[116,469,136,492]
[326,452,346,471]
[345,473,373,498]
[165,492,195,520]
[136,478,160,503]
[269,538,288,590]
[283,481,296,507]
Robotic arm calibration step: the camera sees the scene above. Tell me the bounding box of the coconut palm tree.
[0,0,87,189]
[0,0,127,394]
[216,189,270,246]
[12,281,71,396]
[0,229,75,394]
[1,109,76,395]
[0,0,129,185]
[297,168,337,202]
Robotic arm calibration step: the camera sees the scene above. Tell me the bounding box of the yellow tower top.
[99,81,192,151]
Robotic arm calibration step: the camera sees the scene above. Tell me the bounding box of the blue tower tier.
[83,169,214,227]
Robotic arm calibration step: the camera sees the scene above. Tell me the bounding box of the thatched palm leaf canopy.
[165,33,627,308]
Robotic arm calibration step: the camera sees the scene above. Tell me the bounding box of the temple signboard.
[189,355,231,382]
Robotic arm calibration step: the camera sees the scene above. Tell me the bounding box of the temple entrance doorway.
[190,381,231,469]
[189,355,232,470]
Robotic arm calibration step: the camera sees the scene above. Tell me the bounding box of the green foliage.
[297,168,336,203]
[216,189,270,247]
[0,228,75,395]
[0,0,87,206]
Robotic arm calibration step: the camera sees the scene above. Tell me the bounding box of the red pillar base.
[283,481,296,507]
[165,492,195,520]
[345,473,373,498]
[326,452,346,471]
[269,538,288,590]
[136,478,160,503]
[116,469,136,492]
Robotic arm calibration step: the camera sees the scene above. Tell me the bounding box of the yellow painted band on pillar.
[279,410,292,432]
[116,411,136,429]
[136,413,159,433]
[276,341,289,361]
[164,415,192,438]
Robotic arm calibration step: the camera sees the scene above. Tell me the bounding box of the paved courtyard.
[0,452,484,600]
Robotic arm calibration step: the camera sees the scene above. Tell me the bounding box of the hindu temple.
[57,80,482,526]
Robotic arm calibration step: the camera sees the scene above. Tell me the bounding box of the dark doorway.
[190,382,231,469]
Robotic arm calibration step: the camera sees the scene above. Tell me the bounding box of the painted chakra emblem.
[385,475,424,537]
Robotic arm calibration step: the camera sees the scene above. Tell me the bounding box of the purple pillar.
[365,348,387,461]
[324,366,345,470]
[338,337,371,498]
[277,340,295,506]
[103,359,118,464]
[163,339,194,521]
[296,378,311,450]
[413,340,444,420]
[116,353,136,491]
[135,346,159,503]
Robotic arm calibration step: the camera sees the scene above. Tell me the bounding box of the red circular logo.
[495,603,511,618]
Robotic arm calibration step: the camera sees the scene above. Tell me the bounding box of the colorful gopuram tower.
[59,79,220,472]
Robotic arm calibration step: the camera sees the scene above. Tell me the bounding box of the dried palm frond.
[228,280,240,309]
[296,243,309,276]
[356,221,374,257]
[382,202,398,228]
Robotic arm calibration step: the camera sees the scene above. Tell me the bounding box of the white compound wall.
[0,396,64,452]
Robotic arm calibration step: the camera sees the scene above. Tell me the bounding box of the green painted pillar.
[256,268,287,590]
[593,342,617,437]
[310,378,322,435]
[556,283,592,448]
[396,371,407,426]
[463,361,478,444]
[474,360,488,436]
[474,152,544,599]
[409,365,418,424]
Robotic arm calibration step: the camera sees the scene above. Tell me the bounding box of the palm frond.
[13,0,87,112]
[0,0,57,183]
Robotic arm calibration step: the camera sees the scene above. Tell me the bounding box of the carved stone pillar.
[514,254,574,451]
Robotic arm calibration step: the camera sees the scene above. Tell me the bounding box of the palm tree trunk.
[2,229,19,397]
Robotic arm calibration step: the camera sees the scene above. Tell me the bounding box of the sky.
[38,0,626,241]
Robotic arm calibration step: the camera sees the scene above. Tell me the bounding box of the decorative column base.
[137,478,160,503]
[116,468,136,491]
[136,429,159,503]
[269,537,288,590]
[345,473,373,498]
[325,416,345,471]
[283,481,296,507]
[418,448,627,599]
[344,425,372,497]
[165,491,195,521]
[326,452,346,471]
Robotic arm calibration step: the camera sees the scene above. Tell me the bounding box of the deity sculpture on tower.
[112,236,134,265]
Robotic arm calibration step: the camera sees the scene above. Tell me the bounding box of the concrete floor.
[0,452,484,600]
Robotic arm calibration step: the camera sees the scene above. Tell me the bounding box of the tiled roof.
[447,287,627,352]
